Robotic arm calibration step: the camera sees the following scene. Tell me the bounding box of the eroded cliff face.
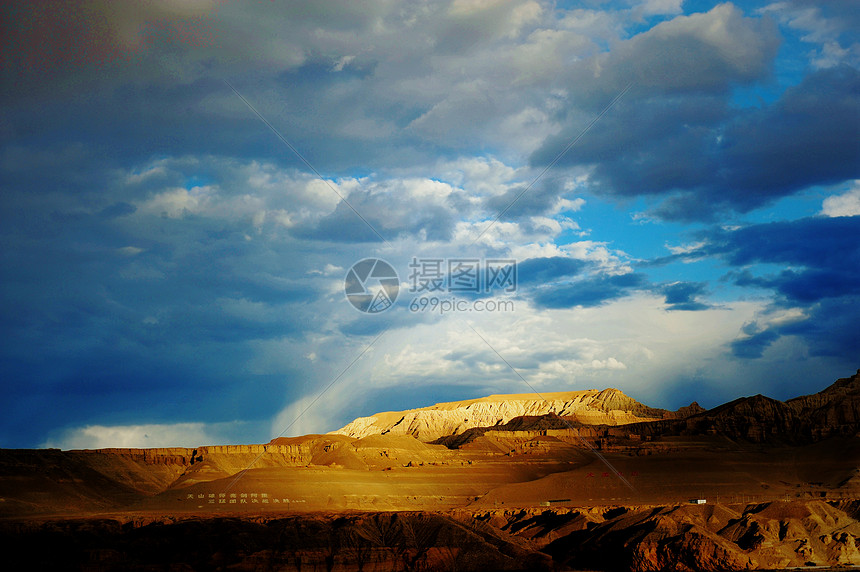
[3,501,857,571]
[331,388,671,442]
[481,500,860,571]
[72,443,324,494]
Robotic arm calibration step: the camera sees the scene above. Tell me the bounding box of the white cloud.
[44,422,243,450]
[430,156,521,194]
[136,186,215,218]
[666,240,706,255]
[331,54,356,71]
[821,182,860,217]
[265,292,768,435]
[637,0,685,17]
[738,306,808,337]
[572,4,780,96]
[126,157,361,232]
[116,246,144,256]
[760,2,860,69]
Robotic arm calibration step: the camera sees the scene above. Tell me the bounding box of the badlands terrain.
[1,370,859,570]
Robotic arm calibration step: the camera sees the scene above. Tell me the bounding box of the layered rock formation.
[1,501,857,571]
[331,388,676,442]
[485,500,860,571]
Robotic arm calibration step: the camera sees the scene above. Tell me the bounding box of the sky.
[1,0,858,449]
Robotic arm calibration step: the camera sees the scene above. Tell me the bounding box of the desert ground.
[1,370,858,571]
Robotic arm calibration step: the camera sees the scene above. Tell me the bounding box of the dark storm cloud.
[779,296,860,359]
[730,328,780,359]
[517,256,589,285]
[733,268,860,305]
[676,216,860,359]
[531,4,859,221]
[703,66,860,211]
[730,295,860,360]
[517,256,649,310]
[532,272,648,308]
[0,178,326,446]
[2,129,462,445]
[567,66,857,221]
[703,216,860,285]
[1,2,406,175]
[0,0,532,176]
[661,281,711,311]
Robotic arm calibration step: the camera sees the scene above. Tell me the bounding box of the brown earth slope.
[0,369,857,571]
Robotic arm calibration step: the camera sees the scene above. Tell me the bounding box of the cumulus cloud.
[2,0,858,449]
[294,178,465,242]
[580,3,780,96]
[761,1,860,69]
[288,292,775,426]
[531,6,858,222]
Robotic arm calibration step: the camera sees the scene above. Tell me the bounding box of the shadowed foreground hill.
[1,501,858,570]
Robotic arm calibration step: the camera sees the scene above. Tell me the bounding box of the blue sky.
[1,0,858,449]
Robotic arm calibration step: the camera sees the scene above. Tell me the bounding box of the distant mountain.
[634,368,860,443]
[330,388,687,442]
[1,369,857,520]
[332,369,860,447]
[787,368,860,439]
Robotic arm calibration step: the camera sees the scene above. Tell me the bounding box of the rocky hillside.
[0,437,358,515]
[0,511,552,571]
[629,368,860,443]
[484,499,860,571]
[330,388,679,442]
[786,368,860,438]
[2,501,857,571]
[438,369,860,445]
[2,370,857,520]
